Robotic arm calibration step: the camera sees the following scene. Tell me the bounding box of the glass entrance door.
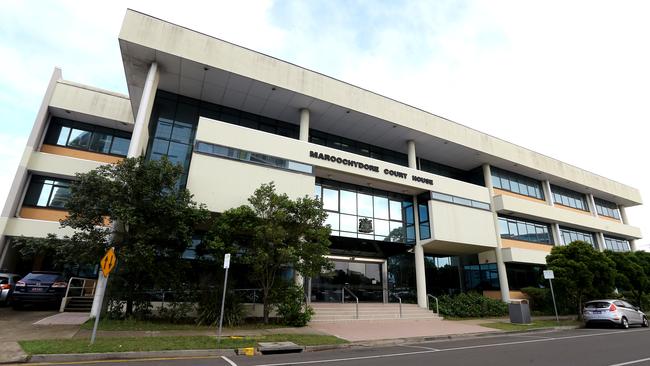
[311,258,386,302]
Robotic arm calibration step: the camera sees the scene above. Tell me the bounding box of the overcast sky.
[1,0,648,250]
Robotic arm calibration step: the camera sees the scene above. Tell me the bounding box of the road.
[26,327,650,366]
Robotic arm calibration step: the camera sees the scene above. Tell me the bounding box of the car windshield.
[0,276,7,284]
[585,302,611,309]
[23,273,62,283]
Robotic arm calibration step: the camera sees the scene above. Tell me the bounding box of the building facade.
[0,10,643,307]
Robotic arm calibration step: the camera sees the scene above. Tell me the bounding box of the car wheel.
[642,316,649,328]
[621,317,629,329]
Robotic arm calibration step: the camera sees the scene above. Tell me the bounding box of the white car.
[0,272,22,305]
[583,299,649,329]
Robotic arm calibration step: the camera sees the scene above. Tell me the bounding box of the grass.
[480,319,582,331]
[79,318,288,331]
[19,334,347,355]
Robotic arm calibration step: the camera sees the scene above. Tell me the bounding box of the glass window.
[67,129,91,149]
[110,137,130,156]
[499,216,551,244]
[604,236,631,252]
[389,200,402,221]
[374,196,389,220]
[89,133,112,154]
[357,193,373,217]
[44,117,131,157]
[171,122,193,144]
[374,219,390,236]
[56,126,71,146]
[594,198,621,220]
[324,212,339,231]
[559,226,595,247]
[167,142,190,166]
[155,121,173,139]
[491,167,544,200]
[551,185,589,211]
[340,190,356,214]
[314,185,321,200]
[322,189,339,211]
[340,214,357,233]
[23,175,72,210]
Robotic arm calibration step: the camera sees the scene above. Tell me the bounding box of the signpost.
[217,253,231,345]
[91,248,117,344]
[544,270,559,323]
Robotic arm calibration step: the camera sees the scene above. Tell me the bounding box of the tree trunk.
[262,288,270,324]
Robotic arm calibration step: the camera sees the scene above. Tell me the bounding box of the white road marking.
[506,334,553,339]
[608,357,650,366]
[222,355,238,366]
[402,345,441,351]
[253,328,650,366]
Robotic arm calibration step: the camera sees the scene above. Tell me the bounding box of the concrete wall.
[427,200,498,250]
[28,152,104,178]
[50,81,134,126]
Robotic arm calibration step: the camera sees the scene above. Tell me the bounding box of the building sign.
[309,150,433,186]
[358,217,373,233]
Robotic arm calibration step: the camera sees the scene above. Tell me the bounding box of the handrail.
[342,287,359,319]
[391,293,403,318]
[427,294,439,315]
[59,277,97,312]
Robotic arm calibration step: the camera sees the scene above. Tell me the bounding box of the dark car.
[11,271,68,310]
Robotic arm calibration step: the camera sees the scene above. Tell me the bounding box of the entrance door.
[311,258,387,302]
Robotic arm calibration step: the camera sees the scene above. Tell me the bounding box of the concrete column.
[542,181,554,206]
[586,194,598,217]
[482,164,511,303]
[299,108,310,142]
[619,205,629,225]
[412,196,428,308]
[596,232,606,252]
[407,140,417,169]
[551,223,562,246]
[127,62,159,158]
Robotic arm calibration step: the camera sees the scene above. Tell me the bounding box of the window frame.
[491,167,544,200]
[44,117,132,158]
[22,175,73,210]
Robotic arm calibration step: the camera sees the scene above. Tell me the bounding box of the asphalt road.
[26,327,650,366]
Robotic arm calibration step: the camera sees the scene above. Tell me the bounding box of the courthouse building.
[0,10,642,307]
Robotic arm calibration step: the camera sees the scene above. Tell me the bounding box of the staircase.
[310,303,442,322]
[63,297,94,312]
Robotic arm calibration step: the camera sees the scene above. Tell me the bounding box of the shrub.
[437,292,508,318]
[196,289,245,327]
[157,301,195,324]
[273,284,314,327]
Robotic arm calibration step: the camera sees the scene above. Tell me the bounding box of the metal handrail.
[342,287,359,319]
[59,277,97,312]
[427,294,439,315]
[391,293,403,318]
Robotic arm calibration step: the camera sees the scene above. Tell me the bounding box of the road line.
[608,357,650,366]
[222,355,239,366]
[506,334,553,339]
[254,328,650,366]
[402,345,440,351]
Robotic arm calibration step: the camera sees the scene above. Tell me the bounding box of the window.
[594,198,621,220]
[506,263,544,290]
[417,192,430,240]
[309,129,408,167]
[551,185,589,211]
[23,175,72,209]
[498,216,552,244]
[603,236,631,252]
[195,141,312,174]
[491,167,544,200]
[44,117,132,157]
[559,226,595,247]
[315,178,415,244]
[430,192,491,211]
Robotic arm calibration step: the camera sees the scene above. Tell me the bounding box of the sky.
[0,0,648,250]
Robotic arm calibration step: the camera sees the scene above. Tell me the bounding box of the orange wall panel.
[19,207,68,222]
[493,188,547,204]
[41,144,123,164]
[501,238,553,253]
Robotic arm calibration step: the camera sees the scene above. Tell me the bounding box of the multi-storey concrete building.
[0,10,642,307]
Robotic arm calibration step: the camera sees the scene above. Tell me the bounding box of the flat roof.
[117,9,642,206]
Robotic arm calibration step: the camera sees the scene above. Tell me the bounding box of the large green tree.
[208,182,331,324]
[15,156,209,315]
[546,241,616,317]
[605,250,650,309]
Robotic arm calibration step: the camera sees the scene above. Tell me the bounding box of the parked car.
[0,271,22,306]
[11,271,67,310]
[583,299,649,329]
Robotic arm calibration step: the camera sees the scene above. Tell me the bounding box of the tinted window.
[585,302,610,309]
[23,273,62,283]
[491,167,544,200]
[44,117,131,157]
[0,276,8,284]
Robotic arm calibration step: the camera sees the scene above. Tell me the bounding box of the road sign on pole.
[217,253,231,345]
[91,248,116,344]
[544,270,559,323]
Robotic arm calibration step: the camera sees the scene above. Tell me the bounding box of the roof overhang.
[118,9,642,207]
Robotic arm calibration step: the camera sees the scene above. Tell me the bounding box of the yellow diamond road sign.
[100,248,117,278]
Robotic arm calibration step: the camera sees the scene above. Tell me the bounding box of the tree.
[208,182,331,323]
[15,156,209,315]
[546,241,616,317]
[605,251,650,309]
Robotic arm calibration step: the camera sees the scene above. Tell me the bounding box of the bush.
[437,292,508,318]
[196,289,245,327]
[273,284,314,327]
[157,301,195,324]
